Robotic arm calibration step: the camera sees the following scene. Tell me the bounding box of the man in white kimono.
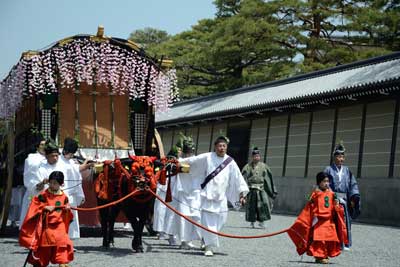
[164,135,200,250]
[153,146,180,245]
[34,139,91,240]
[165,133,200,249]
[35,140,65,193]
[180,136,249,256]
[19,137,46,229]
[59,137,87,239]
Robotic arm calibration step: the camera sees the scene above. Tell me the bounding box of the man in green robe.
[241,147,277,228]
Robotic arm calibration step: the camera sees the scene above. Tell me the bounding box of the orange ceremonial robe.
[287,189,348,258]
[19,189,74,267]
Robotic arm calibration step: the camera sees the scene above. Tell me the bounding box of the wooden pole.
[154,129,165,158]
[0,119,15,234]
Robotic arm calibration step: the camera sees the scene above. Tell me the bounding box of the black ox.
[94,156,169,252]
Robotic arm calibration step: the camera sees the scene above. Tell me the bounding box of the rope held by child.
[70,189,141,211]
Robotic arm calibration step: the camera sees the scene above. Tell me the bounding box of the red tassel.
[158,169,167,185]
[98,164,109,200]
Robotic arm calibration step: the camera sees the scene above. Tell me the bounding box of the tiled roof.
[156,52,400,125]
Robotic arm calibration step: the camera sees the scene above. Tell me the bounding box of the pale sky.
[0,0,216,79]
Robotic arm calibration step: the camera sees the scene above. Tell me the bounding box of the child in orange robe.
[19,171,74,267]
[287,172,348,264]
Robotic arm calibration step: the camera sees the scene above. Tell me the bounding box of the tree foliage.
[129,27,170,49]
[129,0,399,99]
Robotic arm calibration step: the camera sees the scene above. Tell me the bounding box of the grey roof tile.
[156,53,400,124]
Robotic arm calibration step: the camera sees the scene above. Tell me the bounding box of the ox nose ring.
[137,180,147,190]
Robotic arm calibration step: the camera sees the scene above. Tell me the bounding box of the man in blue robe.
[324,143,361,250]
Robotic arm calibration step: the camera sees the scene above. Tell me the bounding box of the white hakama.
[60,155,85,239]
[153,176,175,234]
[9,185,25,223]
[19,152,46,229]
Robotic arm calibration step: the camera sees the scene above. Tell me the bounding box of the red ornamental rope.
[71,189,141,212]
[147,189,290,239]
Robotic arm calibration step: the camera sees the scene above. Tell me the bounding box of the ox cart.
[0,26,179,239]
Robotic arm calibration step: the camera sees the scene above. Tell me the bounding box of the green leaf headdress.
[176,132,195,154]
[333,140,345,156]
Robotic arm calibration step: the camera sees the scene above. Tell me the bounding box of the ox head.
[128,156,157,191]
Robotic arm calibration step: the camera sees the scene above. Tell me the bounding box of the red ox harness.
[94,160,117,201]
[157,157,179,202]
[125,156,157,203]
[94,156,177,203]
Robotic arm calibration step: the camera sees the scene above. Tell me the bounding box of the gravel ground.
[1,211,399,267]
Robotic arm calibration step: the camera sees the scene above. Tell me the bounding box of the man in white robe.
[59,137,88,239]
[153,146,180,245]
[164,135,201,249]
[19,137,46,229]
[34,139,91,240]
[180,136,249,256]
[35,141,65,196]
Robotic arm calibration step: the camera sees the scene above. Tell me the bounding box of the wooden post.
[0,119,15,233]
[74,81,80,142]
[144,106,155,155]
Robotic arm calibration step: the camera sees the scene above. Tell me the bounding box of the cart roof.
[0,27,178,119]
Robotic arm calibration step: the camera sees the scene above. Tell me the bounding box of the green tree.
[128,27,170,49]
[214,0,241,17]
[272,0,394,72]
[130,0,398,99]
[145,0,297,98]
[344,0,400,50]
